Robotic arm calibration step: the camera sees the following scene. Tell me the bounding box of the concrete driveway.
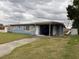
[0,38,36,57]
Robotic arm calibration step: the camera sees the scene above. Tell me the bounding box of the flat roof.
[8,18,68,28]
[10,19,65,25]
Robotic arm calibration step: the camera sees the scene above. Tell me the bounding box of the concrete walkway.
[0,38,36,57]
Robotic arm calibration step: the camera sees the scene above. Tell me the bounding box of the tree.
[67,0,79,34]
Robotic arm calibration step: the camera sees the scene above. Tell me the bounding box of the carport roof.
[8,18,73,29]
[10,18,64,25]
[10,19,65,26]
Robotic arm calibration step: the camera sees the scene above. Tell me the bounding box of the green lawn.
[63,35,79,59]
[0,35,79,59]
[0,37,69,59]
[0,32,32,44]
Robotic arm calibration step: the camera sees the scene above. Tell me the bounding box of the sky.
[0,0,72,28]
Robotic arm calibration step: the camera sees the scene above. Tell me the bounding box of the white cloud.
[0,0,72,27]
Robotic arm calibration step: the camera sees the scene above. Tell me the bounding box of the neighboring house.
[0,24,8,32]
[7,20,65,36]
[64,28,78,35]
[0,24,4,30]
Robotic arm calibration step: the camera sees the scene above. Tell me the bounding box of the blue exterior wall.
[8,24,64,36]
[8,26,36,35]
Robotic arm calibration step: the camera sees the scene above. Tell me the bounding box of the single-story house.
[7,19,65,36]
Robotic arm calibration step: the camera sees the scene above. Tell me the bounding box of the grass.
[63,35,79,59]
[0,32,32,44]
[0,35,79,59]
[0,37,69,59]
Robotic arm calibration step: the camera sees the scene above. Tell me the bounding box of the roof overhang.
[8,18,66,27]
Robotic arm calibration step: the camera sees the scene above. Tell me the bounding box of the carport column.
[49,23,51,36]
[35,24,39,36]
[53,25,57,36]
[59,25,64,36]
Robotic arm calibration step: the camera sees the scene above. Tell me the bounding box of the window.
[18,26,20,29]
[24,26,29,30]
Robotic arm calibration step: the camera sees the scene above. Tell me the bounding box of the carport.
[37,23,64,36]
